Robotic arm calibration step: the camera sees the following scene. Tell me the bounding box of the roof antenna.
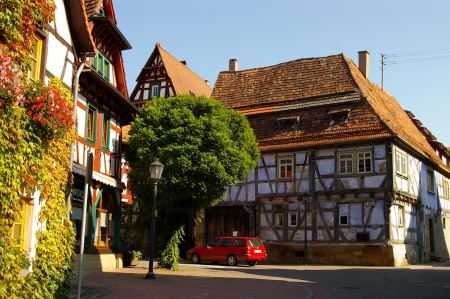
[380,53,385,90]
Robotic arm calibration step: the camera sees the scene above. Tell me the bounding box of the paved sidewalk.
[71,259,450,299]
[71,259,332,299]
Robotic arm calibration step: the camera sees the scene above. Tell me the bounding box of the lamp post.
[145,160,164,279]
[301,191,313,265]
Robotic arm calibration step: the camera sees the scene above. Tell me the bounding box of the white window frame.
[339,215,349,226]
[288,213,297,226]
[397,205,404,227]
[395,150,408,177]
[357,151,372,174]
[338,152,353,175]
[277,156,294,180]
[443,180,450,199]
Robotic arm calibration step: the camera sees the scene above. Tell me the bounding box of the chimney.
[229,59,238,72]
[358,51,369,78]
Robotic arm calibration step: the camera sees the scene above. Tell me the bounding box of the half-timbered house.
[129,42,213,107]
[68,0,140,273]
[121,43,213,257]
[9,0,95,275]
[207,52,450,266]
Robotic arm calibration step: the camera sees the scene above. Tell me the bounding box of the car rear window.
[248,238,263,247]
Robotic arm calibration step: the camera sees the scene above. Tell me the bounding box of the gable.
[130,42,212,105]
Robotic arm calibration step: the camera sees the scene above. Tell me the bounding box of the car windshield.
[206,238,219,247]
[248,238,263,247]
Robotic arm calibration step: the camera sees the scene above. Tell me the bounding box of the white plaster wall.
[315,148,335,157]
[45,0,74,87]
[350,204,362,225]
[316,159,334,176]
[260,154,276,166]
[369,200,385,225]
[373,145,386,158]
[365,175,386,188]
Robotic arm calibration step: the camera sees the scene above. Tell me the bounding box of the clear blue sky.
[114,0,450,146]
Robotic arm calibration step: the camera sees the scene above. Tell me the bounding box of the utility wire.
[380,48,450,89]
[384,48,450,58]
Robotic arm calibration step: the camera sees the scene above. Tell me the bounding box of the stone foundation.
[264,243,399,266]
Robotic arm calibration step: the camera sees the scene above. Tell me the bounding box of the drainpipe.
[423,205,427,262]
[66,55,87,219]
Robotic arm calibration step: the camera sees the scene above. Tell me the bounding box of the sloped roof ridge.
[343,55,449,172]
[220,53,347,75]
[156,44,206,84]
[156,43,212,97]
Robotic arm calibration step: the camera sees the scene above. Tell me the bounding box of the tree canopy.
[125,95,259,270]
[126,95,259,215]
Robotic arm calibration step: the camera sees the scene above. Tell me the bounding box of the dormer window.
[277,116,299,130]
[328,108,350,126]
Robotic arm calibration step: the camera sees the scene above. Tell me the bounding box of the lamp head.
[301,191,313,204]
[149,159,164,182]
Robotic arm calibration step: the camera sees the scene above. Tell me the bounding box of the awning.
[72,163,126,190]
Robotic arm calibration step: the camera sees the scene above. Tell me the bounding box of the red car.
[187,236,267,266]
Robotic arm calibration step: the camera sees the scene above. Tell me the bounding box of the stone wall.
[263,243,396,266]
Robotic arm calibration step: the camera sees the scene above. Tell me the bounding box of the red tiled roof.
[212,53,449,172]
[212,55,359,109]
[157,43,212,97]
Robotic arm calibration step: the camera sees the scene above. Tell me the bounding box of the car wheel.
[227,255,238,266]
[247,261,257,267]
[191,253,201,264]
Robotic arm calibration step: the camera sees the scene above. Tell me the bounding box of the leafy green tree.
[126,95,259,270]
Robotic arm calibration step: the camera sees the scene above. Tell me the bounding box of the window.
[339,153,353,175]
[339,215,348,225]
[101,113,111,150]
[219,238,233,247]
[444,180,450,199]
[397,206,404,227]
[235,239,245,246]
[275,213,283,226]
[86,104,97,143]
[207,238,219,247]
[427,170,435,193]
[395,150,408,177]
[289,213,297,226]
[277,156,294,180]
[91,53,110,80]
[357,151,372,174]
[150,83,160,99]
[338,150,373,175]
[28,37,43,81]
[11,201,26,250]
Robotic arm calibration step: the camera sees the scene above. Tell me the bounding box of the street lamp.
[300,191,313,265]
[145,160,164,279]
